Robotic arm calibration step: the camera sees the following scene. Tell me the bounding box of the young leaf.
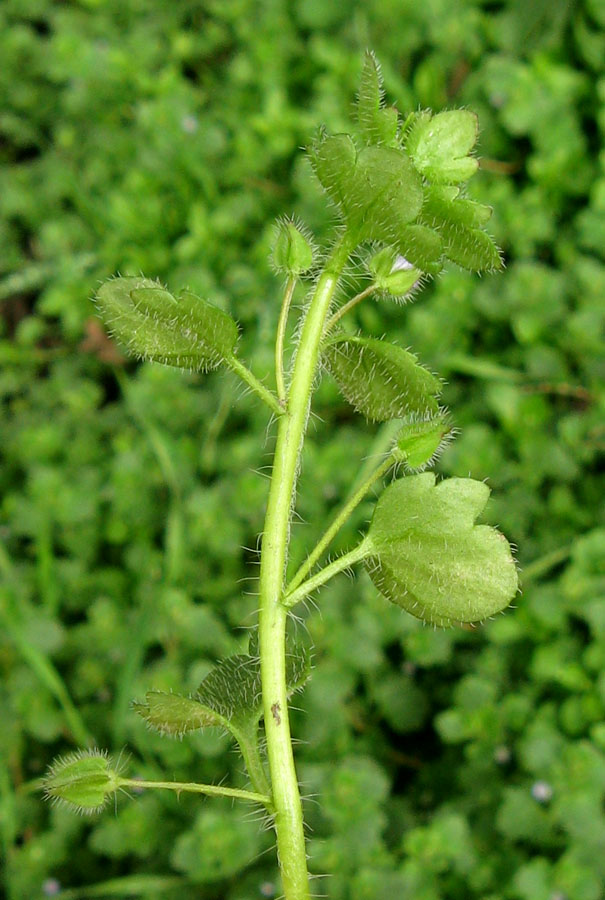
[95,277,239,371]
[308,132,357,213]
[349,145,424,242]
[393,412,452,471]
[406,110,479,184]
[196,634,311,733]
[357,50,399,145]
[323,336,441,422]
[397,224,443,273]
[309,135,423,243]
[134,635,311,740]
[365,473,518,626]
[132,692,227,737]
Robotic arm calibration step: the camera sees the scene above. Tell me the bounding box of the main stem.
[258,234,353,899]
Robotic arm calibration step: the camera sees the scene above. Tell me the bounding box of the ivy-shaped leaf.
[357,50,399,146]
[419,187,502,272]
[309,135,424,244]
[406,110,479,184]
[365,473,518,626]
[323,336,441,422]
[95,277,239,371]
[396,223,443,273]
[133,634,311,740]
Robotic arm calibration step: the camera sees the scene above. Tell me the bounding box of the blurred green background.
[1,0,604,898]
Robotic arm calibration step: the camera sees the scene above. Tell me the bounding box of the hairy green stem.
[286,452,396,600]
[276,276,297,407]
[226,355,284,417]
[283,541,370,609]
[119,778,269,805]
[259,233,354,899]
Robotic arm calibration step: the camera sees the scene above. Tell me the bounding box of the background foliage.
[1,1,604,898]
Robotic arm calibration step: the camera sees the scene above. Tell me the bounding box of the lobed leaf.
[323,336,441,422]
[406,110,479,184]
[349,146,424,242]
[309,135,423,244]
[308,132,357,213]
[365,473,518,626]
[396,224,443,273]
[419,187,502,272]
[95,277,239,371]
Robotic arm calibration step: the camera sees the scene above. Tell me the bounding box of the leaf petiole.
[282,540,371,609]
[324,283,377,334]
[118,777,270,806]
[225,355,284,417]
[275,276,297,407]
[285,451,397,602]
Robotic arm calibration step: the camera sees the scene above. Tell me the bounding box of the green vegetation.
[1,2,604,899]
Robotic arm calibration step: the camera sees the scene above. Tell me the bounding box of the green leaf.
[308,131,357,212]
[406,110,479,184]
[324,336,441,422]
[196,633,311,732]
[95,277,239,371]
[422,185,493,228]
[439,225,502,272]
[132,692,227,737]
[309,135,424,243]
[357,50,399,146]
[134,634,311,739]
[365,473,518,625]
[348,146,424,242]
[396,224,443,273]
[393,412,452,471]
[419,187,502,272]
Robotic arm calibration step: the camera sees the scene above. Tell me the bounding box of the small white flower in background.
[531,780,553,803]
[494,745,511,765]
[42,879,61,897]
[260,882,276,897]
[181,115,198,133]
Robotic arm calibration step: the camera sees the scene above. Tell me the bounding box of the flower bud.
[272,220,314,276]
[368,247,421,297]
[43,749,123,815]
[393,412,452,471]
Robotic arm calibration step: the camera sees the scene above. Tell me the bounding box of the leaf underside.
[366,473,518,626]
[95,277,239,371]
